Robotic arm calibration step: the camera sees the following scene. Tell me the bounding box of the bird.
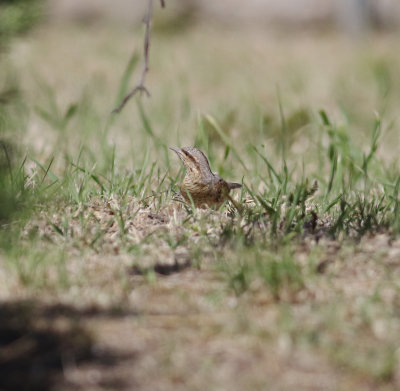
[170,146,242,208]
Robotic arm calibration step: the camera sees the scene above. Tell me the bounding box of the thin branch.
[160,0,165,8]
[112,0,158,114]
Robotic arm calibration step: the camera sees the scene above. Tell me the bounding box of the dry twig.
[112,0,164,114]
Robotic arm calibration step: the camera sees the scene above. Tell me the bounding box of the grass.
[1,21,400,390]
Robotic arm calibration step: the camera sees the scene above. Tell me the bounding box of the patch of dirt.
[0,300,134,391]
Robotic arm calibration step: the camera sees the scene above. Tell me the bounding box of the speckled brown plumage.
[170,147,242,208]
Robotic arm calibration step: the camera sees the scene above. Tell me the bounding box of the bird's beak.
[169,146,184,161]
[169,146,182,155]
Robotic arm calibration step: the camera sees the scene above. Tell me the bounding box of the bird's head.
[170,146,242,194]
[169,146,214,181]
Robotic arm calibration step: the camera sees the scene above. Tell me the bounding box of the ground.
[1,18,400,390]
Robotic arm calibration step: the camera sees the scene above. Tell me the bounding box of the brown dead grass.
[1,193,399,390]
